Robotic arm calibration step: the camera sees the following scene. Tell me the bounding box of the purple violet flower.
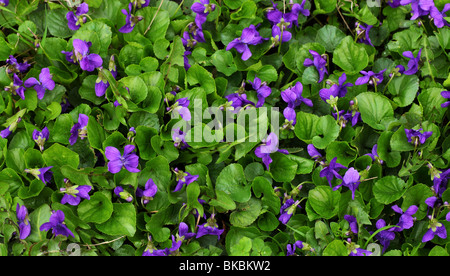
[303,50,328,83]
[16,203,31,240]
[319,73,353,103]
[196,213,224,240]
[282,107,297,128]
[333,167,361,200]
[281,81,313,109]
[279,198,301,224]
[66,2,89,31]
[307,144,324,163]
[136,178,158,204]
[114,186,134,202]
[271,25,292,46]
[430,4,450,28]
[433,168,450,197]
[6,55,30,74]
[105,144,141,174]
[4,74,26,100]
[249,76,272,107]
[60,184,92,206]
[355,69,386,86]
[319,157,347,187]
[167,97,192,121]
[172,167,199,192]
[226,24,266,61]
[422,216,447,242]
[355,22,374,47]
[191,0,216,28]
[402,49,422,75]
[24,67,55,100]
[69,113,89,145]
[62,39,103,72]
[287,240,305,256]
[40,210,74,238]
[255,132,289,170]
[224,93,255,111]
[1,117,21,139]
[391,204,418,232]
[0,0,9,7]
[404,128,432,146]
[119,3,143,33]
[346,238,372,256]
[33,127,49,152]
[441,91,450,108]
[25,166,53,185]
[401,0,431,20]
[168,222,196,253]
[344,215,358,235]
[387,0,402,8]
[172,127,189,149]
[374,219,396,253]
[365,144,383,164]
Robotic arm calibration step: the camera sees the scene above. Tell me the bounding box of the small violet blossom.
[33,127,49,152]
[319,157,347,187]
[333,167,361,200]
[105,144,141,174]
[16,204,31,240]
[169,222,196,253]
[400,0,431,20]
[69,113,89,145]
[319,73,353,103]
[0,0,9,7]
[119,3,143,33]
[24,67,55,100]
[114,186,134,202]
[344,215,358,235]
[281,81,313,109]
[60,184,92,206]
[355,69,386,86]
[279,198,301,224]
[404,128,432,146]
[365,144,383,165]
[196,213,224,240]
[402,49,422,75]
[136,178,158,204]
[4,74,26,100]
[422,198,447,243]
[25,166,53,185]
[391,204,418,232]
[191,0,216,28]
[374,219,396,253]
[40,210,74,238]
[62,39,103,72]
[224,92,255,111]
[287,240,304,256]
[172,167,199,192]
[95,56,117,97]
[167,97,191,121]
[430,4,450,28]
[355,22,374,47]
[6,55,30,74]
[441,91,450,108]
[172,127,189,150]
[346,238,372,256]
[66,2,89,31]
[303,50,328,83]
[255,132,289,170]
[249,76,271,108]
[226,24,266,61]
[1,117,22,138]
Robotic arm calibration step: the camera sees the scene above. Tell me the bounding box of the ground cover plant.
[2,0,450,257]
